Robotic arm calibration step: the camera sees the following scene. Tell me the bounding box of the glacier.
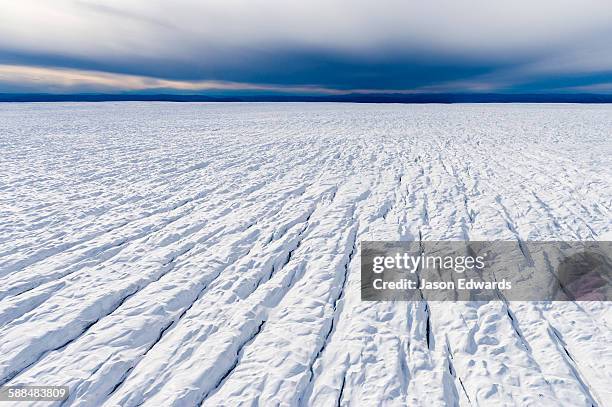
[0,102,611,406]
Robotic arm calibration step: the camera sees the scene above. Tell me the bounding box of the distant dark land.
[2,93,612,103]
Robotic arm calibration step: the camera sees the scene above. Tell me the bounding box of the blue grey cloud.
[1,0,611,93]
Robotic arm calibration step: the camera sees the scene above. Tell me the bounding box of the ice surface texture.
[0,103,611,406]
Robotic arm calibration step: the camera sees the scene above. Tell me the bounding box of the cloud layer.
[1,0,612,93]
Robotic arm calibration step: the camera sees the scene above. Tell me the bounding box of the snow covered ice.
[0,102,611,406]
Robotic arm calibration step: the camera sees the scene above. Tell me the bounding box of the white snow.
[0,102,611,406]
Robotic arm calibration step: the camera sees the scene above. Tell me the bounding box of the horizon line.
[2,92,612,104]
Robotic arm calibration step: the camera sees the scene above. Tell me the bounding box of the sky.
[1,0,612,95]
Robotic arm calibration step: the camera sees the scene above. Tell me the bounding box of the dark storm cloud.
[1,0,612,93]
